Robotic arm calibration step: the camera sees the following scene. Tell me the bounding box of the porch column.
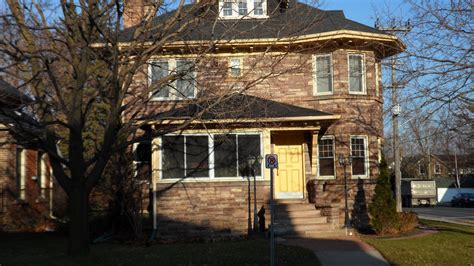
[311,131,319,176]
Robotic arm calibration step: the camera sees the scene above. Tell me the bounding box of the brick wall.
[155,181,270,239]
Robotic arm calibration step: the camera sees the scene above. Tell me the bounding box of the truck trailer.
[401,179,437,207]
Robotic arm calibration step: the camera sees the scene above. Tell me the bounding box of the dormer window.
[219,0,267,19]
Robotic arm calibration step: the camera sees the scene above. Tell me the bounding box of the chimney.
[123,0,154,29]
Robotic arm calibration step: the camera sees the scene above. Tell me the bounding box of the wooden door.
[273,133,304,199]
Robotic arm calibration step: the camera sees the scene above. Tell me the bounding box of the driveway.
[405,207,474,225]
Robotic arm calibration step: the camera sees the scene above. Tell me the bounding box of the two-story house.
[122,0,403,238]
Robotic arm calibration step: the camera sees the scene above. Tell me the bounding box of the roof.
[148,93,336,123]
[120,2,394,44]
[0,79,28,108]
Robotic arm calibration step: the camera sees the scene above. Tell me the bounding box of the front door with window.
[273,133,305,199]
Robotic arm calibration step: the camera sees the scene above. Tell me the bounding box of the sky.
[316,0,407,28]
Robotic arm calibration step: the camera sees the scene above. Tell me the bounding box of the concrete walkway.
[282,236,389,266]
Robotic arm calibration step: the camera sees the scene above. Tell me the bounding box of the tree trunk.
[68,184,90,256]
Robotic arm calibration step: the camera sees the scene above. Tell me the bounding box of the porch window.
[318,137,335,178]
[161,133,261,179]
[351,136,368,178]
[149,59,196,100]
[314,54,333,95]
[348,54,366,94]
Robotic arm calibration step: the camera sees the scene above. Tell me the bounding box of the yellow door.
[273,133,304,199]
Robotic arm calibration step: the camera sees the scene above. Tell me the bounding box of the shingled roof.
[120,1,389,43]
[152,93,336,122]
[0,79,31,108]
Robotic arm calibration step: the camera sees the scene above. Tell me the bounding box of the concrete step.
[274,223,333,233]
[275,204,317,212]
[274,209,322,219]
[304,229,347,238]
[275,216,328,225]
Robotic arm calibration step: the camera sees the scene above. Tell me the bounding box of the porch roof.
[144,94,340,125]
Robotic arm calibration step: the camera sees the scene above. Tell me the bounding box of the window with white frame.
[160,133,262,179]
[219,0,267,18]
[149,59,196,100]
[434,163,441,175]
[351,136,368,178]
[229,58,243,77]
[16,148,26,200]
[314,54,333,95]
[348,54,366,93]
[318,137,335,178]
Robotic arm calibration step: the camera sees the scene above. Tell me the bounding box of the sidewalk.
[282,236,389,266]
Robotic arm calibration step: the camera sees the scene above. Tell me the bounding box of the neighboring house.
[0,79,63,232]
[122,1,403,237]
[402,154,451,180]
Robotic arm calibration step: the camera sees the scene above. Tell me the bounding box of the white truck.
[401,179,437,207]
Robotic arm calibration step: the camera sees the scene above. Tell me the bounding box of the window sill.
[149,97,196,102]
[316,176,336,180]
[348,91,367,95]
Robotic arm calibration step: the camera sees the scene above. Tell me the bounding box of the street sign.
[265,154,278,169]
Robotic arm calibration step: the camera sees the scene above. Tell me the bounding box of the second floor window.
[150,59,196,100]
[314,54,333,94]
[348,54,365,94]
[229,58,242,77]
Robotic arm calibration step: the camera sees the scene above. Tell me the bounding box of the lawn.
[362,220,474,266]
[0,234,319,266]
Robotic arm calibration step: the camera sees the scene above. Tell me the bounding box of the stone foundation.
[155,180,270,239]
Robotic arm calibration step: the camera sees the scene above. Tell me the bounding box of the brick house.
[0,79,64,231]
[122,0,403,238]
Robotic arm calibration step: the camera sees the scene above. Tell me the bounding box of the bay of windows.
[150,59,196,100]
[161,133,262,179]
[219,0,267,18]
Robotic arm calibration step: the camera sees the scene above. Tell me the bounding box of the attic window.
[219,0,267,19]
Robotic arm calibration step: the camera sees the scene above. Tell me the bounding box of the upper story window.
[351,136,369,178]
[149,59,196,100]
[219,0,267,19]
[318,136,335,179]
[434,163,441,174]
[348,54,366,94]
[419,163,426,175]
[313,54,333,95]
[229,58,243,77]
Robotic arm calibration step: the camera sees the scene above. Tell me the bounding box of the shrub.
[369,157,398,235]
[397,211,418,233]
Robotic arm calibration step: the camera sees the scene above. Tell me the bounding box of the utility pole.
[375,18,411,212]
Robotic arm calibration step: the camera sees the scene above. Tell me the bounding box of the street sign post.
[265,154,278,266]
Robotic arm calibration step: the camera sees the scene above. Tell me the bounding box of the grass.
[0,233,319,266]
[362,219,474,266]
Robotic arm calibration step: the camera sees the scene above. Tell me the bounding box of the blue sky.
[317,0,407,28]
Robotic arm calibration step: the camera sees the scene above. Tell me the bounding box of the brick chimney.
[123,0,154,29]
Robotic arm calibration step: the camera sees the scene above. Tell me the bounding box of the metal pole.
[253,173,258,232]
[343,164,350,229]
[270,168,275,266]
[392,56,402,213]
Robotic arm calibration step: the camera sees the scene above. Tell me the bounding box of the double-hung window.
[318,137,335,178]
[351,136,368,178]
[16,148,26,200]
[229,58,243,77]
[150,59,196,100]
[314,54,333,95]
[161,133,262,179]
[348,54,366,94]
[434,163,441,175]
[219,0,267,18]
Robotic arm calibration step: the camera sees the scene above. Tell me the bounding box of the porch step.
[275,216,328,225]
[273,202,334,237]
